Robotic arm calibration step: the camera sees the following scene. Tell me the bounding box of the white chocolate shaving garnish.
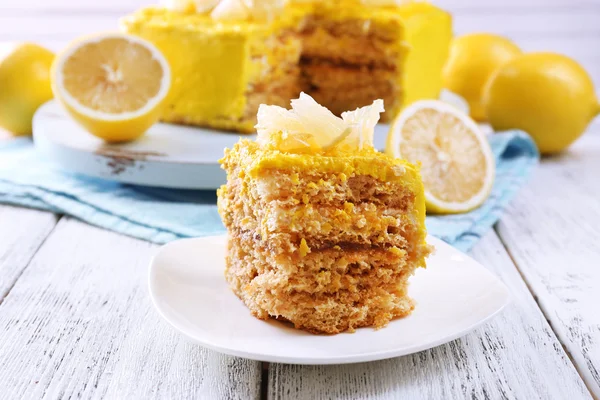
[161,0,220,12]
[341,99,384,148]
[161,0,195,12]
[321,126,353,150]
[256,104,305,145]
[255,92,384,153]
[392,165,406,176]
[290,92,347,140]
[211,0,250,20]
[210,0,286,20]
[161,0,287,20]
[194,0,221,12]
[360,0,424,5]
[247,0,287,20]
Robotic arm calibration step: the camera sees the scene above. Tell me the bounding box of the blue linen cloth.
[0,130,538,253]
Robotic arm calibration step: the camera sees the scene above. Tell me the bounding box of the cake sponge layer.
[298,17,406,68]
[220,180,425,258]
[226,234,415,334]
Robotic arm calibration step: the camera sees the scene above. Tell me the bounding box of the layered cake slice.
[217,93,431,334]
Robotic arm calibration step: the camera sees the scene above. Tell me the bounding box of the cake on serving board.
[121,0,452,133]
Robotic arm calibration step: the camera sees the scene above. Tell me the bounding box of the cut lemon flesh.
[52,33,171,142]
[386,100,495,214]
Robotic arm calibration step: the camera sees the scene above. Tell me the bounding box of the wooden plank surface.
[268,232,592,400]
[497,133,600,397]
[0,205,58,302]
[0,218,262,400]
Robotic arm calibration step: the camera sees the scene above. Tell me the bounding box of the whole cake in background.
[217,93,431,334]
[121,0,452,133]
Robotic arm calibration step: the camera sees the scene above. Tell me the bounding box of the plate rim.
[148,235,511,365]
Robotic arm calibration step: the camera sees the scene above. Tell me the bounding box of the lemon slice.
[52,33,171,142]
[386,100,495,214]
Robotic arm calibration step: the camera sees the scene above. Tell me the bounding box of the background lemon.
[442,33,521,122]
[0,43,54,135]
[52,33,171,143]
[483,52,600,155]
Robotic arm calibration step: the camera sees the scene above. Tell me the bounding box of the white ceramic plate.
[32,101,391,190]
[149,235,510,365]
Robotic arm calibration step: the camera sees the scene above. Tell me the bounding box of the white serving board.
[32,101,391,190]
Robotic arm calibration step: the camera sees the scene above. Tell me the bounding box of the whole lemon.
[0,43,55,135]
[443,33,522,121]
[484,53,599,155]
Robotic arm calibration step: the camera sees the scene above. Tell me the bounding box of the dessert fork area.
[1,0,600,399]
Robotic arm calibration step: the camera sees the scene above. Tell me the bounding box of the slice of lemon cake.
[217,93,431,334]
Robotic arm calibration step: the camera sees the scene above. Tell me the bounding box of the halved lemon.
[52,33,171,142]
[386,100,495,214]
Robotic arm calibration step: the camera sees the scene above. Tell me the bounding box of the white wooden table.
[1,0,600,398]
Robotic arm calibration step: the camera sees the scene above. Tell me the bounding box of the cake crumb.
[299,238,311,257]
[392,165,406,176]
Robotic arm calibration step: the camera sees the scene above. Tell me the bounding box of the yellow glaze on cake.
[122,1,452,132]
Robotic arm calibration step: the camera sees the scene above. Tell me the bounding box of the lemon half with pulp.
[387,100,495,214]
[52,33,171,142]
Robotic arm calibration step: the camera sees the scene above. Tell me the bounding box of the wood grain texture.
[0,218,261,400]
[269,232,592,400]
[497,133,600,397]
[0,205,58,301]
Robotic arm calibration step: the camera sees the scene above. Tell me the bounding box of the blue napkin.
[0,130,538,252]
[426,131,539,251]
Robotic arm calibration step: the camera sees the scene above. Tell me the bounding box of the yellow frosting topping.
[221,138,415,185]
